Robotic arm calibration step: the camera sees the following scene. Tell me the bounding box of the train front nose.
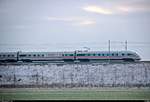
[138,57,141,60]
[136,55,141,60]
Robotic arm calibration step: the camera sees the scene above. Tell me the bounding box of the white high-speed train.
[0,50,141,62]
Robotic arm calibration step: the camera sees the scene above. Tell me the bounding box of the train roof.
[18,51,74,53]
[0,52,17,54]
[76,50,137,54]
[0,50,137,54]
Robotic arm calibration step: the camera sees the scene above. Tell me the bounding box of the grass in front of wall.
[0,88,150,100]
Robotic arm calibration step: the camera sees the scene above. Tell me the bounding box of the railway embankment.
[0,62,150,88]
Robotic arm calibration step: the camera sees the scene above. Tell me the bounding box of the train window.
[107,54,109,56]
[122,53,125,56]
[77,54,84,56]
[77,54,80,56]
[77,54,81,56]
[28,54,31,57]
[3,55,6,57]
[42,54,44,57]
[95,54,98,56]
[102,54,104,56]
[20,54,26,57]
[127,53,132,56]
[69,54,74,56]
[8,55,10,57]
[33,54,36,57]
[37,54,40,57]
[65,54,68,56]
[116,53,118,56]
[98,54,101,56]
[112,53,114,56]
[93,54,95,56]
[76,54,86,56]
[12,55,14,57]
[0,55,1,57]
[86,54,89,56]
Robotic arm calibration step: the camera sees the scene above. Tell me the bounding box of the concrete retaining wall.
[0,62,150,88]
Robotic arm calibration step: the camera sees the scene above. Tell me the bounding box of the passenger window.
[8,55,10,57]
[70,54,73,56]
[102,54,104,56]
[127,53,132,56]
[122,53,124,56]
[33,54,36,57]
[20,55,26,57]
[3,55,5,57]
[42,54,44,57]
[98,54,101,56]
[77,54,81,56]
[37,54,40,57]
[12,55,14,57]
[112,54,114,56]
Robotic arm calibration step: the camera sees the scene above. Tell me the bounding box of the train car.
[62,51,75,62]
[18,52,64,62]
[0,52,18,62]
[75,51,141,62]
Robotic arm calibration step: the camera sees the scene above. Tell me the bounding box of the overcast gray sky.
[0,0,150,60]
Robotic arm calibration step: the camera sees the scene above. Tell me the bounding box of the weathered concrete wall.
[0,62,150,87]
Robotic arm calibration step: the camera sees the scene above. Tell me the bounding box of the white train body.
[0,52,17,62]
[18,52,64,61]
[0,51,141,62]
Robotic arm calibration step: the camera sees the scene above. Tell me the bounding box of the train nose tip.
[138,56,141,60]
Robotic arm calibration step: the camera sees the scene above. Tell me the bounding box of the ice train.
[0,50,141,62]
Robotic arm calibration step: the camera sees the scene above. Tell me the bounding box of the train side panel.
[75,51,140,62]
[0,52,18,62]
[62,51,75,61]
[18,52,64,62]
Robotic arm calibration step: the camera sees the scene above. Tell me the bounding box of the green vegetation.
[0,88,150,100]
